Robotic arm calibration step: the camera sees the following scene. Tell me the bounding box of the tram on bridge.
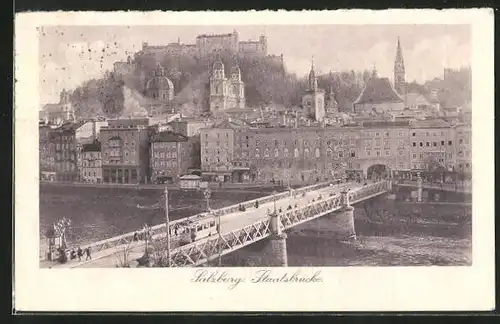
[178,215,218,245]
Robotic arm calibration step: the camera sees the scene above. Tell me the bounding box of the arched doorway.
[366,164,391,181]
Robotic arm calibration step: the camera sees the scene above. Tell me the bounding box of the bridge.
[48,180,391,268]
[395,180,472,194]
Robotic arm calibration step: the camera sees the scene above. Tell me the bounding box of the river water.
[40,184,472,266]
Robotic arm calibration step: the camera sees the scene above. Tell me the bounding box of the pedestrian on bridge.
[85,247,92,260]
[77,247,83,261]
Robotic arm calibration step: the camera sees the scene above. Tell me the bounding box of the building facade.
[209,54,246,113]
[100,118,151,184]
[454,123,472,175]
[150,132,190,183]
[81,142,102,183]
[50,123,78,182]
[409,119,456,178]
[39,124,56,181]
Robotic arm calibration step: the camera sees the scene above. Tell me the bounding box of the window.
[226,133,228,138]
[338,152,343,158]
[448,140,453,145]
[385,150,390,156]
[255,149,260,157]
[284,148,289,157]
[412,132,416,136]
[412,153,417,159]
[426,142,430,147]
[350,151,356,158]
[375,132,380,137]
[315,148,320,158]
[441,141,445,146]
[264,149,270,158]
[367,150,371,156]
[294,148,299,158]
[326,148,332,157]
[413,142,416,147]
[274,140,279,146]
[304,148,310,158]
[375,151,380,156]
[419,153,423,159]
[217,133,220,139]
[459,139,463,144]
[433,142,437,147]
[274,148,279,158]
[385,132,389,137]
[447,153,452,159]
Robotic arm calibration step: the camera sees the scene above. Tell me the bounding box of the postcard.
[14,9,494,312]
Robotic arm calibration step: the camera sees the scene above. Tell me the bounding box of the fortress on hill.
[113,29,283,77]
[142,29,268,58]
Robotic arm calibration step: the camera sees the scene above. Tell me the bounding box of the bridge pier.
[265,212,288,267]
[267,233,288,267]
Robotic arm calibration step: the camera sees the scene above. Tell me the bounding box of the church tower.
[209,53,228,113]
[301,59,325,122]
[229,56,245,109]
[394,37,406,96]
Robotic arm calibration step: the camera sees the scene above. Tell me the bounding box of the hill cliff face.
[70,51,302,118]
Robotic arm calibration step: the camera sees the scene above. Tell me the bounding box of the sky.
[39,25,471,104]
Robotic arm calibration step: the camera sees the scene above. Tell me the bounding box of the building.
[209,54,246,113]
[454,123,472,176]
[50,123,78,182]
[409,119,455,179]
[100,118,151,184]
[140,30,267,59]
[80,142,102,183]
[404,92,431,111]
[353,68,405,114]
[200,119,243,182]
[238,35,267,56]
[113,56,137,76]
[39,123,56,181]
[358,121,412,179]
[150,131,191,183]
[302,61,325,122]
[40,89,75,125]
[394,37,406,96]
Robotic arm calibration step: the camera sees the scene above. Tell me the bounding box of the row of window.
[82,161,101,167]
[154,160,177,168]
[412,153,453,159]
[365,150,391,157]
[413,141,452,147]
[412,131,446,137]
[153,151,178,159]
[55,143,74,150]
[82,171,99,177]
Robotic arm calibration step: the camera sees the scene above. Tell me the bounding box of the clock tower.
[302,59,325,121]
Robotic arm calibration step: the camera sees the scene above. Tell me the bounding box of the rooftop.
[82,142,101,152]
[354,76,404,105]
[410,119,451,129]
[151,131,188,142]
[362,121,410,128]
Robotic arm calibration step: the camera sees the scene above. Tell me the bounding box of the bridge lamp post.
[272,190,278,214]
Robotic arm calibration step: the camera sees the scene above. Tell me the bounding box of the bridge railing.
[396,180,472,192]
[168,181,389,267]
[61,181,338,256]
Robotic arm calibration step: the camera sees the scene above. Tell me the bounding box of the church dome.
[146,76,174,91]
[146,62,174,91]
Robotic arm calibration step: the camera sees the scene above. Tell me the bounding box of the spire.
[372,62,378,77]
[396,37,404,63]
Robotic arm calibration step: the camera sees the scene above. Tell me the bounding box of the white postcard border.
[14,9,495,312]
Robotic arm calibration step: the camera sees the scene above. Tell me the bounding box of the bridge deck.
[55,182,362,268]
